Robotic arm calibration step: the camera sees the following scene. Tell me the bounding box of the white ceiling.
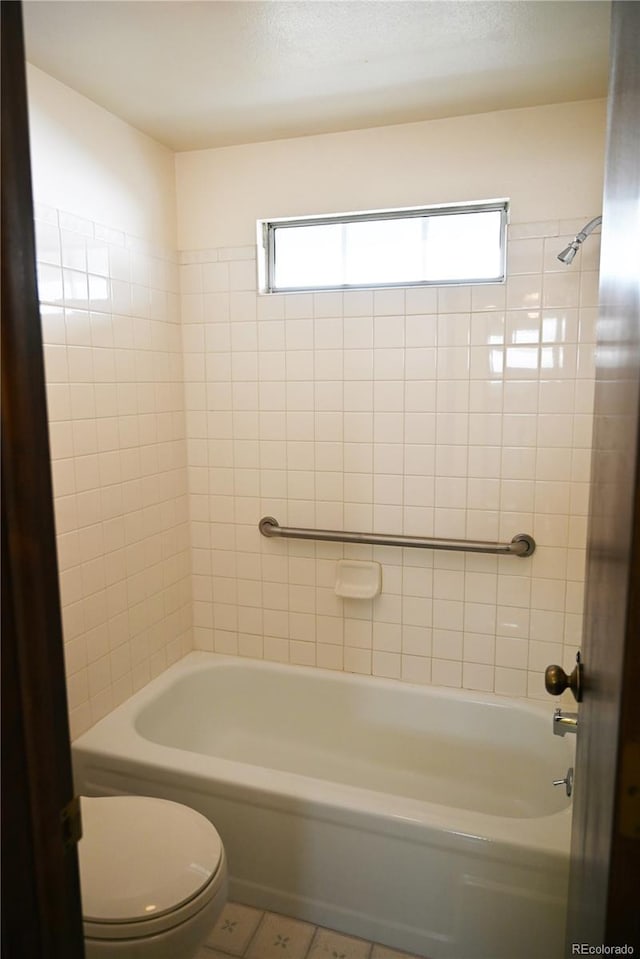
[23,0,611,152]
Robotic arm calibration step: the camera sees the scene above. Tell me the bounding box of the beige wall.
[27,64,177,249]
[176,99,606,249]
[29,68,191,738]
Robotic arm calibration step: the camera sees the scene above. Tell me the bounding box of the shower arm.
[574,215,602,242]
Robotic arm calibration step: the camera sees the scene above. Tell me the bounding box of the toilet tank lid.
[79,796,223,923]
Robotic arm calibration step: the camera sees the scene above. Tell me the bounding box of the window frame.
[258,199,509,294]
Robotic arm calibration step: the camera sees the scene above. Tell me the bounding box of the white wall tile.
[117,213,599,705]
[507,238,544,276]
[41,209,191,738]
[431,658,462,687]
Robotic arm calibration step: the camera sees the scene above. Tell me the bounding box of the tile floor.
[197,901,427,959]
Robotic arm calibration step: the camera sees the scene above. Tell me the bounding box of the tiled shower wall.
[36,204,192,739]
[180,217,599,701]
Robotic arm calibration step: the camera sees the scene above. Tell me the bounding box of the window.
[258,200,508,293]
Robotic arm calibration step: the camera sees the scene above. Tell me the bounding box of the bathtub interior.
[133,660,572,819]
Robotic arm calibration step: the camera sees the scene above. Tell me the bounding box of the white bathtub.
[73,652,573,959]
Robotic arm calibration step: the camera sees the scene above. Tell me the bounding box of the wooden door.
[1,2,85,957]
[565,0,640,950]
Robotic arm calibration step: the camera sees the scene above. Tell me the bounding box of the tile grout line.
[302,918,373,959]
[241,909,270,957]
[302,923,321,959]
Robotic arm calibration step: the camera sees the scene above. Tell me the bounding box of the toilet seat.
[83,864,227,941]
[80,796,226,941]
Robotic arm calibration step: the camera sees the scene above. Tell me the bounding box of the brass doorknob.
[544,652,583,702]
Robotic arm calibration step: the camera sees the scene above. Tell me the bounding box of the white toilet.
[78,796,227,958]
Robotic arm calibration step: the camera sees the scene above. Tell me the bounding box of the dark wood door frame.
[566,0,640,950]
[1,2,85,957]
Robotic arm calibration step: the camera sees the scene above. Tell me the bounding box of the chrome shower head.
[557,215,602,265]
[557,242,580,265]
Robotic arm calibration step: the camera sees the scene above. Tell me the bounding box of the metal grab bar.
[258,516,536,557]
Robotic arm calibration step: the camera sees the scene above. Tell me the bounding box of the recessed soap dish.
[335,560,382,599]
